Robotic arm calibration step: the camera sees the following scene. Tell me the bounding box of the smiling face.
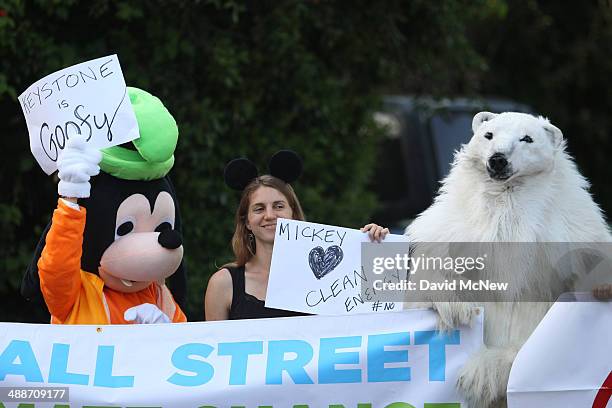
[230,175,305,265]
[246,186,294,245]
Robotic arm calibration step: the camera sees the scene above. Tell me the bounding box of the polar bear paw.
[432,301,478,331]
[457,347,516,408]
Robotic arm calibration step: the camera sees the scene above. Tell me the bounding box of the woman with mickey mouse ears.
[205,150,389,320]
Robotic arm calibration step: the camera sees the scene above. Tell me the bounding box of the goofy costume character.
[23,87,186,325]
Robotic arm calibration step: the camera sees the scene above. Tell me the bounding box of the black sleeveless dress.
[227,266,307,320]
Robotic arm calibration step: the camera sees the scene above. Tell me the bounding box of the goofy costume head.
[21,87,187,324]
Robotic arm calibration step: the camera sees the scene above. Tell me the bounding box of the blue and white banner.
[0,310,482,407]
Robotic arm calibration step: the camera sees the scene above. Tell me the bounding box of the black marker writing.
[278,221,348,246]
[39,87,128,161]
[20,58,115,116]
[305,268,367,307]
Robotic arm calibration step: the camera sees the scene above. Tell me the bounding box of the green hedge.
[468,1,612,220]
[0,0,514,321]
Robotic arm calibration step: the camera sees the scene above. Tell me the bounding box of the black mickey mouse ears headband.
[224,150,303,191]
[223,158,258,191]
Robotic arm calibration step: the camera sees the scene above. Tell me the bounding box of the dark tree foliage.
[1,0,607,322]
[467,0,612,218]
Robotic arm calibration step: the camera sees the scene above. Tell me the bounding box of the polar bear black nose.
[488,153,508,172]
[158,230,182,249]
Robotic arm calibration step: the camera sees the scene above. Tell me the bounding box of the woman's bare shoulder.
[208,267,233,291]
[204,267,234,321]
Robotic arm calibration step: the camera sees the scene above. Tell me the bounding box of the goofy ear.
[543,122,563,149]
[165,176,187,309]
[21,220,51,302]
[472,111,497,133]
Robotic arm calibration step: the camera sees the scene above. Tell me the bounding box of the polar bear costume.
[405,111,611,408]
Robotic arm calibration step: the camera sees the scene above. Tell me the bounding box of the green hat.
[100,87,178,180]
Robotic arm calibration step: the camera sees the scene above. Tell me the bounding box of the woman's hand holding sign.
[361,223,390,243]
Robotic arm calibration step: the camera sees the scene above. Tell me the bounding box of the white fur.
[404,112,611,408]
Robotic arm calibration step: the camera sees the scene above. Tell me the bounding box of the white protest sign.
[266,218,410,315]
[507,294,612,408]
[19,54,139,174]
[0,310,483,407]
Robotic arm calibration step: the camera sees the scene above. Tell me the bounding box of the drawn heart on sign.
[308,245,344,280]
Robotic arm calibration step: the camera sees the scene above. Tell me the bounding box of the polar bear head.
[466,111,564,181]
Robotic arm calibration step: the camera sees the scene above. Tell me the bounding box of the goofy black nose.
[488,153,508,172]
[158,230,182,249]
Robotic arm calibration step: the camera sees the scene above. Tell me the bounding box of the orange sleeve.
[172,301,187,323]
[38,199,87,322]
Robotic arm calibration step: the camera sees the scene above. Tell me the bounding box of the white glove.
[124,303,171,324]
[57,134,102,198]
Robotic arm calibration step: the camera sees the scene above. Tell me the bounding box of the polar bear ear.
[472,111,497,133]
[543,123,563,149]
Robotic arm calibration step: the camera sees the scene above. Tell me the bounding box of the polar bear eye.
[484,132,493,140]
[520,135,534,143]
